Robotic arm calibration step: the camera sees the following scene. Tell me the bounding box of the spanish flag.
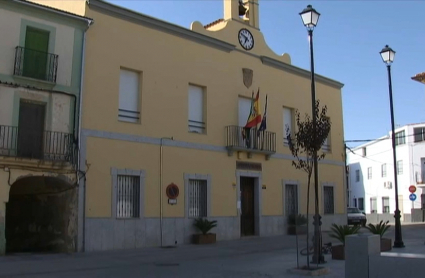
[245,89,262,128]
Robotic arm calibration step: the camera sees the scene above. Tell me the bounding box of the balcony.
[0,125,76,164]
[225,125,276,160]
[14,46,58,83]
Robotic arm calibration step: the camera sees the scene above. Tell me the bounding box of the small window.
[119,69,140,123]
[323,186,334,214]
[395,130,405,146]
[353,198,357,208]
[116,175,140,218]
[358,198,364,211]
[367,167,372,179]
[382,197,390,213]
[421,194,425,209]
[355,170,360,182]
[414,127,425,143]
[283,107,293,145]
[362,147,367,157]
[188,179,208,218]
[188,85,206,134]
[323,126,331,152]
[370,197,377,213]
[397,160,403,175]
[381,164,387,177]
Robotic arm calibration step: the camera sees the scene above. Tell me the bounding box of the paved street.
[0,223,423,278]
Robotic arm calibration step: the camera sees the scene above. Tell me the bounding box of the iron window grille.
[323,186,334,214]
[397,160,403,175]
[382,197,390,213]
[381,164,387,177]
[14,46,58,83]
[367,167,372,180]
[285,184,298,216]
[370,197,377,213]
[116,175,140,218]
[188,179,207,218]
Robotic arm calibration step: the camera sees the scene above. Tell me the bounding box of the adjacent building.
[29,0,346,252]
[0,0,92,254]
[347,123,425,223]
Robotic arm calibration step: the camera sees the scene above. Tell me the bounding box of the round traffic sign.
[409,185,417,193]
[409,193,417,201]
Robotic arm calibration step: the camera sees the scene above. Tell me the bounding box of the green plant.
[193,218,217,235]
[329,224,360,245]
[365,220,390,238]
[287,214,308,226]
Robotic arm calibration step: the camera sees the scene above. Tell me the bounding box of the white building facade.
[347,123,425,223]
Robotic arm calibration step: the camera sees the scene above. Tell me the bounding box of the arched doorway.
[5,176,77,253]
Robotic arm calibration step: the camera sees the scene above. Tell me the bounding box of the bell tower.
[224,0,260,29]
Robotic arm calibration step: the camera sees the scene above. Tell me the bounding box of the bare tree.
[286,100,331,269]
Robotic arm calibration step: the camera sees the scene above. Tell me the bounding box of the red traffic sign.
[409,185,417,193]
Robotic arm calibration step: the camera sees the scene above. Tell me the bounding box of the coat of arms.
[242,68,253,89]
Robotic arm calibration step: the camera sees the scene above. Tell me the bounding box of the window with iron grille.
[116,175,140,218]
[397,160,403,175]
[285,184,298,216]
[414,127,425,143]
[188,179,207,218]
[395,130,405,146]
[358,198,364,211]
[355,170,360,182]
[367,167,372,179]
[381,164,387,177]
[382,197,390,213]
[422,194,425,209]
[370,197,377,213]
[323,186,334,214]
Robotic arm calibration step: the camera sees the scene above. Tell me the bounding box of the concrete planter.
[193,233,216,244]
[287,225,308,235]
[381,238,392,252]
[332,244,345,260]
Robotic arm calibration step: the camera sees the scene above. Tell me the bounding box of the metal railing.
[0,125,75,163]
[14,46,59,83]
[225,125,276,153]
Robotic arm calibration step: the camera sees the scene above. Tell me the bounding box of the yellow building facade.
[31,0,346,252]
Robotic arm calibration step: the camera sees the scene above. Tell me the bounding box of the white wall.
[0,7,75,86]
[348,124,425,218]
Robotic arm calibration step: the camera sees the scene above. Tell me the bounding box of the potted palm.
[329,224,360,260]
[365,220,391,252]
[192,218,217,244]
[287,214,308,235]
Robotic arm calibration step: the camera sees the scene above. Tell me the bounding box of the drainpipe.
[160,137,173,247]
[77,19,93,253]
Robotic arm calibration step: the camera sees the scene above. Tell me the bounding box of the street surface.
[0,223,423,277]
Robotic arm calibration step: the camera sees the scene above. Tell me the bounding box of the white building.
[347,123,425,223]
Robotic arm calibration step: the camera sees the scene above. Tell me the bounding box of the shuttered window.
[285,184,298,216]
[188,179,207,218]
[370,197,377,213]
[188,85,205,133]
[119,69,140,123]
[323,186,334,214]
[117,175,140,218]
[283,107,293,145]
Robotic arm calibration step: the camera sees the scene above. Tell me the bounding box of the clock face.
[238,28,254,51]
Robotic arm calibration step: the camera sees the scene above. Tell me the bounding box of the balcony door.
[23,27,49,80]
[17,101,45,159]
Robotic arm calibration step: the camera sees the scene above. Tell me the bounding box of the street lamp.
[300,4,324,264]
[379,45,404,248]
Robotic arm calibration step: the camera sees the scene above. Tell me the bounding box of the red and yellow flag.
[245,89,262,128]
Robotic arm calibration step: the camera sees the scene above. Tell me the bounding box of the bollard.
[345,234,380,278]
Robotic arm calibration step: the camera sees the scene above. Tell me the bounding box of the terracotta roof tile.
[412,72,425,82]
[204,18,224,29]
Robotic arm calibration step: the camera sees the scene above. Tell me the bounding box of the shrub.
[193,218,217,235]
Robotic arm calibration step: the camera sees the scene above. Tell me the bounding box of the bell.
[239,1,247,16]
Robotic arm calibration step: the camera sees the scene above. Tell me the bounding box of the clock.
[238,28,254,51]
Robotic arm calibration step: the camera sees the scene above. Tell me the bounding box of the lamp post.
[299,4,324,264]
[379,45,404,248]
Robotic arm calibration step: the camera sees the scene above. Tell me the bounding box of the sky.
[108,0,425,148]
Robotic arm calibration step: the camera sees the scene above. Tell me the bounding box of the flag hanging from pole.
[244,89,261,128]
[258,94,267,133]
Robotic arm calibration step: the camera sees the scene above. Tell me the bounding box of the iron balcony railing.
[0,125,76,163]
[226,126,276,159]
[14,46,59,83]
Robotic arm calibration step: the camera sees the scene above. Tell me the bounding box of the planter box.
[193,233,216,244]
[332,244,345,260]
[381,238,392,252]
[287,225,307,235]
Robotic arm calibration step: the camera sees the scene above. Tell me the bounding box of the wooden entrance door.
[17,101,45,159]
[240,177,255,236]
